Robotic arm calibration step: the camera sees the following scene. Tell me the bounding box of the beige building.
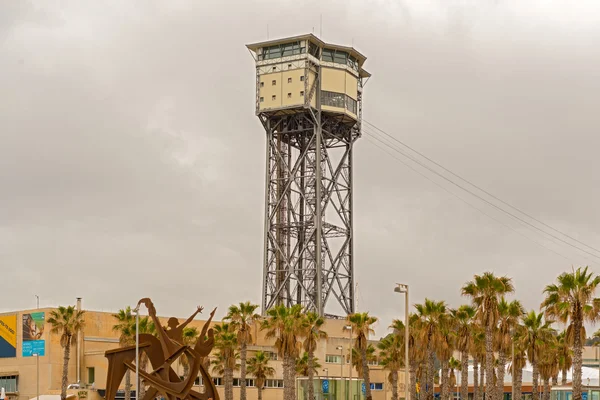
[0,307,403,400]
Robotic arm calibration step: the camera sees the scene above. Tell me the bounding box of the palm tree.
[347,312,378,400]
[112,307,135,400]
[452,305,476,400]
[470,326,486,400]
[495,298,524,400]
[521,311,554,400]
[295,352,322,376]
[302,312,327,400]
[509,326,527,400]
[462,272,515,400]
[248,351,275,400]
[539,337,559,400]
[378,333,403,400]
[437,324,455,400]
[261,304,304,400]
[225,302,260,400]
[448,357,461,400]
[557,331,573,385]
[542,266,600,400]
[181,327,199,379]
[214,322,239,400]
[351,345,377,377]
[47,306,86,400]
[391,316,424,400]
[414,299,449,400]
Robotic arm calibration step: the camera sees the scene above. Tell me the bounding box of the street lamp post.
[33,352,39,400]
[133,306,140,400]
[344,325,353,400]
[337,346,344,400]
[394,284,409,400]
[323,368,329,400]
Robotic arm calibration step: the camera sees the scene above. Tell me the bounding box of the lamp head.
[394,283,408,293]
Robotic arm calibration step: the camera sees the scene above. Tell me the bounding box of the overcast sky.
[1,0,599,337]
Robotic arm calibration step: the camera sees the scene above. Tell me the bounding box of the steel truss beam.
[259,95,360,316]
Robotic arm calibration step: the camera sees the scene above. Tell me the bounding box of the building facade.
[0,308,401,400]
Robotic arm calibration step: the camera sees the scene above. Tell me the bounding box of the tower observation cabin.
[246,34,370,317]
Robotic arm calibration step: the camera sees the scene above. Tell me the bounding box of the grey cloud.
[1,0,599,336]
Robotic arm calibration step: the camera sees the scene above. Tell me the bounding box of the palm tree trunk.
[514,365,523,400]
[361,347,373,400]
[532,362,539,400]
[441,360,449,400]
[427,346,435,400]
[258,386,263,400]
[473,358,479,400]
[124,370,132,400]
[224,366,233,400]
[391,370,399,400]
[561,369,567,386]
[496,351,506,400]
[542,378,550,400]
[461,351,469,400]
[283,356,295,400]
[573,317,583,400]
[240,341,248,400]
[308,350,316,400]
[479,362,485,400]
[61,336,72,400]
[183,362,190,380]
[410,364,418,400]
[419,366,426,400]
[485,321,494,400]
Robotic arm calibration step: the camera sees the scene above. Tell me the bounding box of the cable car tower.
[247,34,370,317]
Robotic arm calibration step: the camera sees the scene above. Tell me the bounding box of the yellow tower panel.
[321,67,346,95]
[281,69,306,107]
[259,71,283,110]
[345,73,358,100]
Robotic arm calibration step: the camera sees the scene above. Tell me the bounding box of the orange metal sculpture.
[104,298,219,400]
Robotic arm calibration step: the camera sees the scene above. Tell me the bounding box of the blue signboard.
[322,379,329,394]
[583,393,588,400]
[22,312,45,357]
[361,382,366,395]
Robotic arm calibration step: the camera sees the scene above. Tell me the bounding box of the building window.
[259,41,305,60]
[300,91,304,97]
[87,367,95,384]
[346,95,357,114]
[0,375,18,393]
[260,82,264,87]
[300,76,305,81]
[260,97,264,102]
[213,377,223,386]
[265,379,284,388]
[326,354,343,364]
[367,359,379,366]
[288,77,292,83]
[321,90,345,108]
[370,383,384,391]
[272,80,276,86]
[266,351,278,361]
[287,93,292,98]
[233,379,255,387]
[195,376,204,386]
[272,95,276,101]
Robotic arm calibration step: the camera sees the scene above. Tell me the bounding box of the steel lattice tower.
[247,34,370,317]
